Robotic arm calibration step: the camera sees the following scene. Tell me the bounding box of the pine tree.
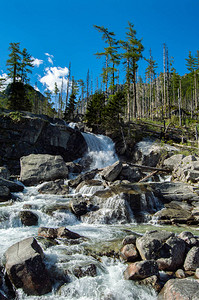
[6,43,21,83]
[21,48,34,83]
[94,25,120,98]
[120,22,144,120]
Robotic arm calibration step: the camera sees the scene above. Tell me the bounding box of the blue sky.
[0,0,198,94]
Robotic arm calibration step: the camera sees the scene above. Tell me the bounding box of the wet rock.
[120,243,139,262]
[75,179,104,193]
[137,275,162,293]
[124,260,159,280]
[0,186,10,201]
[38,227,57,239]
[38,179,69,195]
[19,210,39,226]
[156,236,186,271]
[20,154,68,186]
[122,234,137,246]
[184,247,199,271]
[158,278,199,300]
[73,264,97,278]
[38,226,82,240]
[118,164,144,182]
[5,237,52,296]
[0,178,24,192]
[65,162,83,174]
[0,167,10,180]
[100,161,122,182]
[70,198,89,217]
[136,230,174,260]
[0,291,8,300]
[69,169,98,188]
[175,269,186,279]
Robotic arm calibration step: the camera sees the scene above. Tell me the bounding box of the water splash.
[82,132,118,170]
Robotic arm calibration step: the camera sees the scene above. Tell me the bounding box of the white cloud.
[0,73,12,91]
[32,57,43,67]
[39,66,69,93]
[45,53,54,65]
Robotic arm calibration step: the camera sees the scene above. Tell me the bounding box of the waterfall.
[82,132,118,170]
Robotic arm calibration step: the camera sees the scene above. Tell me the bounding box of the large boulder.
[20,154,68,186]
[124,260,159,280]
[5,237,52,296]
[0,113,87,174]
[136,230,174,260]
[163,154,185,170]
[158,278,199,300]
[100,161,122,182]
[184,247,199,271]
[19,210,39,226]
[156,236,186,271]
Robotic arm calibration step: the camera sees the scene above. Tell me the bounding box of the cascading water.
[82,132,118,170]
[0,131,159,300]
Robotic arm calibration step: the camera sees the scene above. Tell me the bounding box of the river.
[0,132,197,299]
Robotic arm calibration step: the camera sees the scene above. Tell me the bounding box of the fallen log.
[127,163,171,173]
[138,170,159,183]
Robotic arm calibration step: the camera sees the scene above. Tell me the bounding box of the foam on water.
[82,132,118,169]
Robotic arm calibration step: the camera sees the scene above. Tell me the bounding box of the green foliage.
[7,82,32,111]
[8,111,23,122]
[85,91,105,130]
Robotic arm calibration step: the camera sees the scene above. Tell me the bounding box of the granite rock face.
[0,114,87,174]
[20,154,68,186]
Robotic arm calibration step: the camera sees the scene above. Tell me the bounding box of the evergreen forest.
[0,23,199,138]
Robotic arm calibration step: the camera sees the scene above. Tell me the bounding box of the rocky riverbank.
[0,114,199,299]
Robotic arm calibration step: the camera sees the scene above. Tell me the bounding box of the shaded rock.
[73,264,97,278]
[118,164,144,182]
[120,244,139,262]
[156,236,186,271]
[0,167,10,180]
[69,169,98,188]
[178,231,198,247]
[100,161,122,182]
[184,247,199,271]
[38,179,69,195]
[5,237,52,296]
[0,178,24,192]
[20,154,68,186]
[38,227,82,240]
[158,278,199,300]
[124,260,159,280]
[0,186,10,201]
[57,227,82,239]
[136,230,174,260]
[122,234,137,246]
[19,210,38,226]
[70,199,89,217]
[137,275,162,293]
[65,162,83,174]
[0,114,87,175]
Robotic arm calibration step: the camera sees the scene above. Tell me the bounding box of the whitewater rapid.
[0,132,158,300]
